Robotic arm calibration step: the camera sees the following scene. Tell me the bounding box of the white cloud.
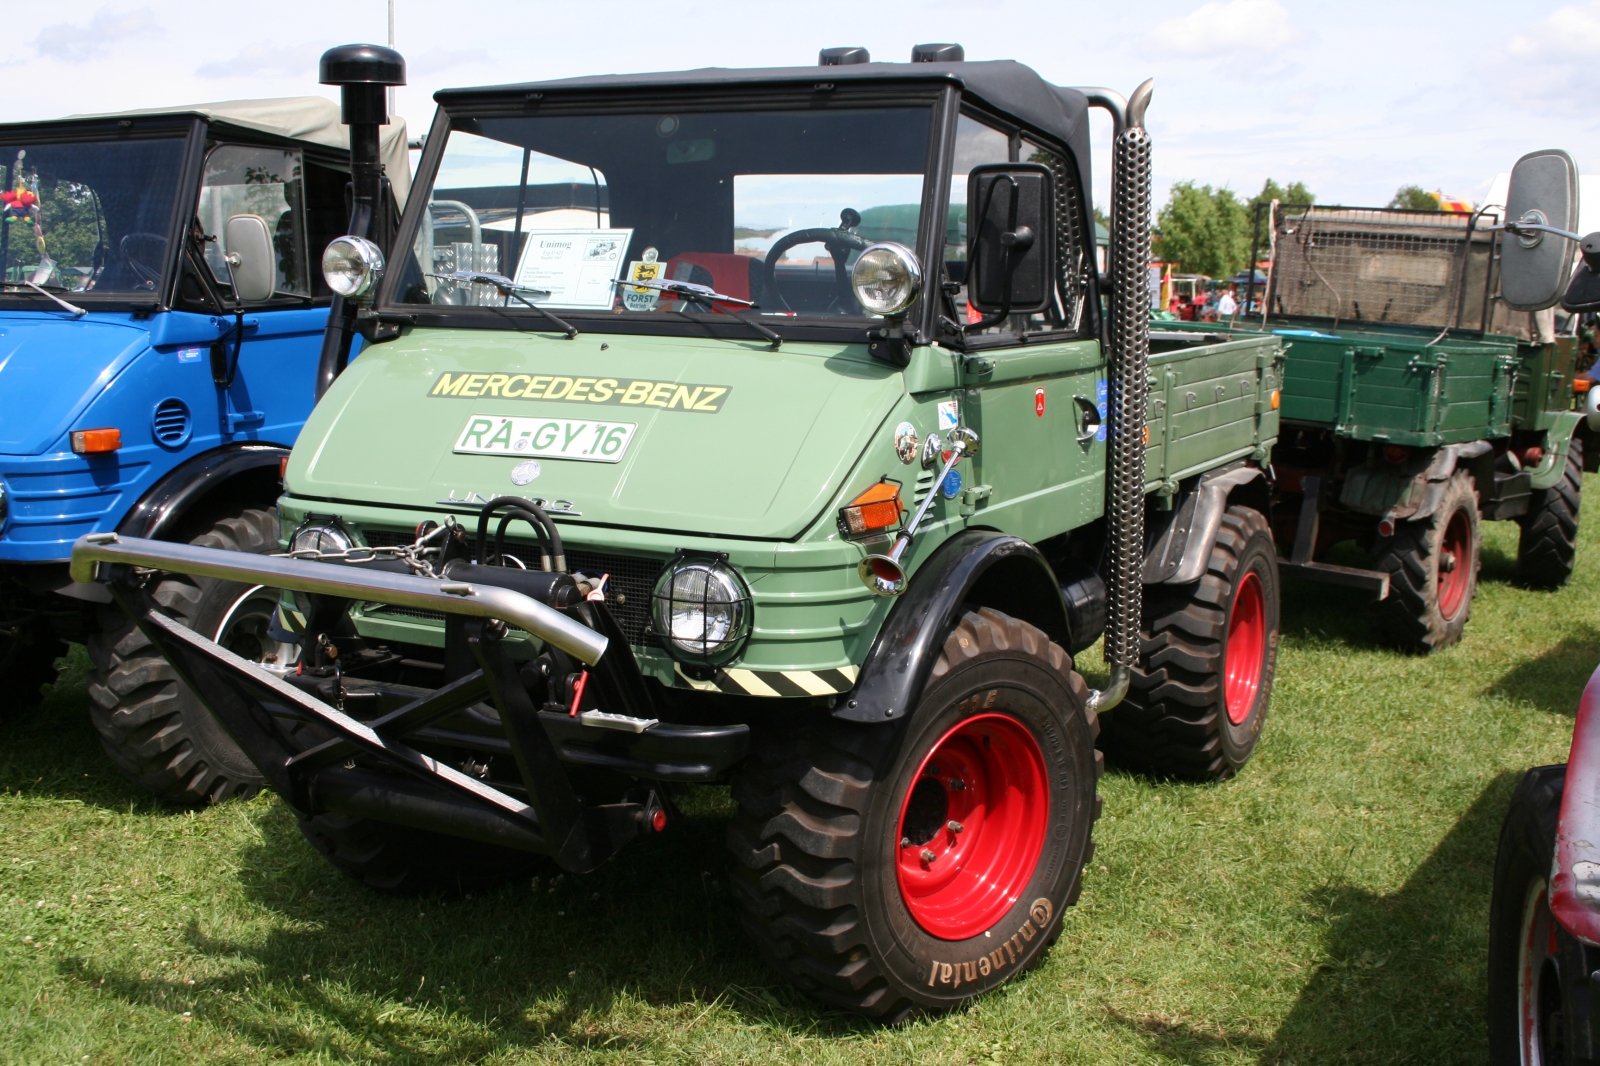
[1508,1,1600,56]
[1152,0,1296,56]
[34,7,160,63]
[195,43,320,80]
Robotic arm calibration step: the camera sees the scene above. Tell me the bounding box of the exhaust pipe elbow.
[1087,665,1130,715]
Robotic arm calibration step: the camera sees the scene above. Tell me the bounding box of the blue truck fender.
[117,441,288,543]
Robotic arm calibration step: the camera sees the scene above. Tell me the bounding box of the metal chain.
[274,543,438,579]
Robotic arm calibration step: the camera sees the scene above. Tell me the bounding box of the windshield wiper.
[1,282,86,316]
[426,270,577,339]
[615,278,781,349]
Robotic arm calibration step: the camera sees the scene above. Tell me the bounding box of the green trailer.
[1172,158,1587,651]
[67,50,1291,1018]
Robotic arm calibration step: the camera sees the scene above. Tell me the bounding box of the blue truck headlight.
[651,554,752,667]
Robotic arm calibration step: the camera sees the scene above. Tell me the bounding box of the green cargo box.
[1274,328,1519,446]
[1147,331,1283,491]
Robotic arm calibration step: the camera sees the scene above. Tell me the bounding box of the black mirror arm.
[962,176,1028,334]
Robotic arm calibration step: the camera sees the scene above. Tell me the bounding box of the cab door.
[943,116,1106,543]
[194,143,330,445]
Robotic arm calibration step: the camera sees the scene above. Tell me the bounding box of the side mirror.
[1501,149,1579,311]
[223,214,276,303]
[966,163,1054,326]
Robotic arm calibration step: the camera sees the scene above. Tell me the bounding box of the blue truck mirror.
[223,214,275,302]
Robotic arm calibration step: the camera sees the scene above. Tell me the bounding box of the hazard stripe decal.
[673,663,860,698]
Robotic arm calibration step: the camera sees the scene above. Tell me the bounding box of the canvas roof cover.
[52,96,410,207]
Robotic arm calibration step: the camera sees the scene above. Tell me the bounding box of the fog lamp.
[651,554,753,667]
[322,235,385,299]
[289,519,354,557]
[851,242,923,317]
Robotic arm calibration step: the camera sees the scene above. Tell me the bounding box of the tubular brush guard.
[70,532,680,874]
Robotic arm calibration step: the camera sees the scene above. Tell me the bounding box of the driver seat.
[662,252,761,303]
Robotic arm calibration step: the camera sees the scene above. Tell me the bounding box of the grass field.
[4,492,1596,1065]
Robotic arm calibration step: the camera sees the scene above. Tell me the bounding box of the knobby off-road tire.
[86,507,287,805]
[1518,437,1582,590]
[298,812,549,896]
[1371,469,1480,653]
[1102,505,1280,781]
[727,607,1101,1018]
[1487,764,1582,1065]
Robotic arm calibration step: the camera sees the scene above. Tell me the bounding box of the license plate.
[453,415,637,463]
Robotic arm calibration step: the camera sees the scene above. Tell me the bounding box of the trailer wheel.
[1488,764,1578,1065]
[1101,505,1280,781]
[1371,469,1479,653]
[86,507,291,805]
[726,607,1100,1018]
[298,813,549,895]
[1517,437,1582,589]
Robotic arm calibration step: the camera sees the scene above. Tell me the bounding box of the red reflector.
[1522,446,1544,465]
[1383,445,1408,465]
[1035,388,1046,417]
[1378,518,1395,538]
[71,428,121,454]
[1576,376,1594,393]
[650,809,667,833]
[279,455,289,481]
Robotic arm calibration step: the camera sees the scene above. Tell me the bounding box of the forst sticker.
[455,414,637,463]
[621,247,662,312]
[430,372,730,413]
[1094,380,1108,442]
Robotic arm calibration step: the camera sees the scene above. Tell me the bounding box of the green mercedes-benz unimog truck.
[68,46,1285,1017]
[1171,155,1586,652]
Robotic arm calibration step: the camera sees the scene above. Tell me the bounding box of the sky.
[1,0,1592,216]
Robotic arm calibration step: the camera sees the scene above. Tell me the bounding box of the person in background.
[1217,286,1239,325]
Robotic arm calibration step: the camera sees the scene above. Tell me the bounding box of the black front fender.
[118,443,289,541]
[833,531,1068,724]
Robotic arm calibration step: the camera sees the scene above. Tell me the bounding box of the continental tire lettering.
[927,905,1058,990]
[429,373,731,412]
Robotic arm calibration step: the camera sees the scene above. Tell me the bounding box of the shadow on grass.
[1257,771,1518,1065]
[1480,541,1518,586]
[1484,625,1600,716]
[1278,567,1390,652]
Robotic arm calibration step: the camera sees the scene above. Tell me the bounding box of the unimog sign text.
[429,371,731,412]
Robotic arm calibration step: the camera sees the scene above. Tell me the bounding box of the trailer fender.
[1145,464,1266,586]
[832,531,1070,724]
[1342,441,1493,523]
[117,443,289,542]
[1529,411,1585,490]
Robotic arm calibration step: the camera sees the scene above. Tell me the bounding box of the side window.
[943,113,1089,342]
[198,144,308,299]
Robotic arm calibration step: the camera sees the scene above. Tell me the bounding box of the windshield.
[390,104,933,323]
[0,134,187,295]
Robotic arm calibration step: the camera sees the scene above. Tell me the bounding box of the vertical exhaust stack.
[315,43,406,401]
[1091,78,1154,715]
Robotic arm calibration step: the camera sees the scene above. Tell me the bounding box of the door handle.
[1073,395,1102,443]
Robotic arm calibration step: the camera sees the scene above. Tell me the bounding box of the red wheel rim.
[895,713,1049,940]
[1518,877,1561,1063]
[1224,571,1266,726]
[1437,508,1472,620]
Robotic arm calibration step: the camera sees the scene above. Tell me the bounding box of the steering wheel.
[761,209,872,312]
[119,232,169,290]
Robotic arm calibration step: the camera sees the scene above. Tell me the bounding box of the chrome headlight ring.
[650,552,753,668]
[850,241,923,317]
[288,516,354,557]
[322,235,386,300]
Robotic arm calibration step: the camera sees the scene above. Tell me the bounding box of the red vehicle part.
[1550,662,1600,943]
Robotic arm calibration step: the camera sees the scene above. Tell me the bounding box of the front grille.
[360,528,665,645]
[364,603,446,622]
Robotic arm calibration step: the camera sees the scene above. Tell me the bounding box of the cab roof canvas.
[58,96,411,207]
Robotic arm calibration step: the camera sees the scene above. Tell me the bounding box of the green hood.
[289,329,905,540]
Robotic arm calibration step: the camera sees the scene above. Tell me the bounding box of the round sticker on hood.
[510,460,541,486]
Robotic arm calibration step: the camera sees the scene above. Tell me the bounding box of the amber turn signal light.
[839,480,904,538]
[1576,376,1593,394]
[70,428,121,454]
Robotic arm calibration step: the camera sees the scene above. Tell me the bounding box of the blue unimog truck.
[0,82,410,804]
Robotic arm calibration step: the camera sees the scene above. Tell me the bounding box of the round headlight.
[651,556,752,667]
[322,235,385,299]
[850,242,923,317]
[289,520,353,558]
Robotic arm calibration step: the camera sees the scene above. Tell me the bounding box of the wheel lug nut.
[920,848,937,864]
[948,820,963,833]
[949,779,966,791]
[900,837,911,848]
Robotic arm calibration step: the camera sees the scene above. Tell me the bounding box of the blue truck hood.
[0,313,153,455]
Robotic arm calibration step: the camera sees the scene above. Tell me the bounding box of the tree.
[1154,182,1251,278]
[1388,184,1440,211]
[1251,178,1314,211]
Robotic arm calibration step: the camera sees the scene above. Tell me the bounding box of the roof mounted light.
[851,242,923,317]
[911,43,964,62]
[322,235,385,300]
[819,47,870,66]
